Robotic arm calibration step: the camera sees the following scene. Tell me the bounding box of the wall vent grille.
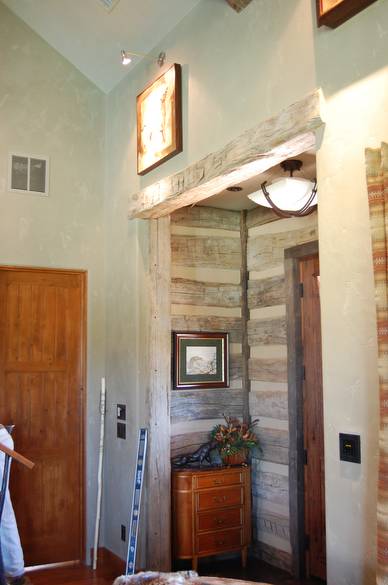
[98,0,121,12]
[8,153,49,196]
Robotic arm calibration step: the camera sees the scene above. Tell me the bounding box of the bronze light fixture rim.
[260,158,317,218]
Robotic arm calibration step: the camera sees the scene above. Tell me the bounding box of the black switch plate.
[121,524,126,542]
[339,433,361,463]
[117,404,126,420]
[117,422,126,440]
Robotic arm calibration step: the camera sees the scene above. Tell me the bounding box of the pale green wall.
[0,2,106,557]
[103,84,150,558]
[104,0,387,583]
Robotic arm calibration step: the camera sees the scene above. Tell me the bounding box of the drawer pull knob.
[216,519,225,525]
[213,496,227,503]
[217,540,225,545]
[213,480,223,485]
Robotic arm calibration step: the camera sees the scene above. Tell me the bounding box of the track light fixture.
[121,50,132,65]
[121,50,166,68]
[248,159,318,218]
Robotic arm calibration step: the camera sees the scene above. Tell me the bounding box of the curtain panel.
[366,142,388,584]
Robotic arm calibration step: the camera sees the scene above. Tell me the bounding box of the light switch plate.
[117,404,126,420]
[339,433,361,463]
[117,422,126,440]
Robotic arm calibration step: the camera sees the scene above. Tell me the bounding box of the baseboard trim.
[91,547,126,574]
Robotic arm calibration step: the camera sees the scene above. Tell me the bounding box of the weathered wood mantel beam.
[128,90,324,220]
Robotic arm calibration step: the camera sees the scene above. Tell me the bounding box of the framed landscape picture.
[137,63,182,175]
[316,0,377,27]
[173,332,229,390]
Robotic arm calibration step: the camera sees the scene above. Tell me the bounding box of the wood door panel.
[0,268,85,566]
[3,372,75,449]
[5,284,78,365]
[300,256,326,581]
[12,457,80,564]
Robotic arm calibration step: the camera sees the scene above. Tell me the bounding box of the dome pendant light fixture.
[248,159,317,218]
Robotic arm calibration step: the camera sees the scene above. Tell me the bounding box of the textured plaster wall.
[314,8,388,583]
[103,77,150,562]
[317,75,386,585]
[104,0,387,583]
[0,2,106,557]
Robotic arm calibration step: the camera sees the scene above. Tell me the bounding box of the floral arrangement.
[210,415,259,462]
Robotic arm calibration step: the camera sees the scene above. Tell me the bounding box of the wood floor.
[28,556,322,585]
[27,562,117,585]
[198,557,322,584]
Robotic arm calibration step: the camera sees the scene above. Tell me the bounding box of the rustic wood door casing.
[300,255,326,580]
[144,93,325,570]
[0,267,86,566]
[285,241,326,580]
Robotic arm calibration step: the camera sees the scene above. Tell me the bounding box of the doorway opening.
[169,151,319,577]
[132,90,324,571]
[285,243,326,581]
[0,266,86,567]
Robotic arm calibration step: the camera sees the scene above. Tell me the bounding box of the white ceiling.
[3,0,202,93]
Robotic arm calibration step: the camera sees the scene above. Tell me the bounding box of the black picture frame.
[172,332,229,390]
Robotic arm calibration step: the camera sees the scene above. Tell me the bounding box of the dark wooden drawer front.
[196,486,243,511]
[195,471,242,490]
[197,508,242,532]
[197,528,242,554]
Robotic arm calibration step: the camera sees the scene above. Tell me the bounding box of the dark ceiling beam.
[226,0,253,12]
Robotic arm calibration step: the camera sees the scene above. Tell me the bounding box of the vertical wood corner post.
[147,216,172,570]
[240,210,250,424]
[285,240,319,579]
[130,90,325,572]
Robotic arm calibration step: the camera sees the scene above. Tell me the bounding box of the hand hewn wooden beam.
[128,90,324,220]
[146,216,171,570]
[226,0,253,12]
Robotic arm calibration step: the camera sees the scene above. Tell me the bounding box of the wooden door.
[300,255,326,581]
[0,267,86,566]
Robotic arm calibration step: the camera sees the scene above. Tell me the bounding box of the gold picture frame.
[137,63,182,175]
[316,0,377,28]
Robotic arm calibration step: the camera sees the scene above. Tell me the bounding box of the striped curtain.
[366,142,388,584]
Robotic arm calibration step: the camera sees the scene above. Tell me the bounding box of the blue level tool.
[126,428,148,576]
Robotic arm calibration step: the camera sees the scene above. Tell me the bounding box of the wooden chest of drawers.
[172,466,251,570]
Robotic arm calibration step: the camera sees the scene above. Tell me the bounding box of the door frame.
[141,91,325,570]
[0,264,87,564]
[284,241,321,579]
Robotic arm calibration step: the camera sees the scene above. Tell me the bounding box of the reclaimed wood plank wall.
[169,204,318,573]
[170,206,245,457]
[247,208,318,572]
